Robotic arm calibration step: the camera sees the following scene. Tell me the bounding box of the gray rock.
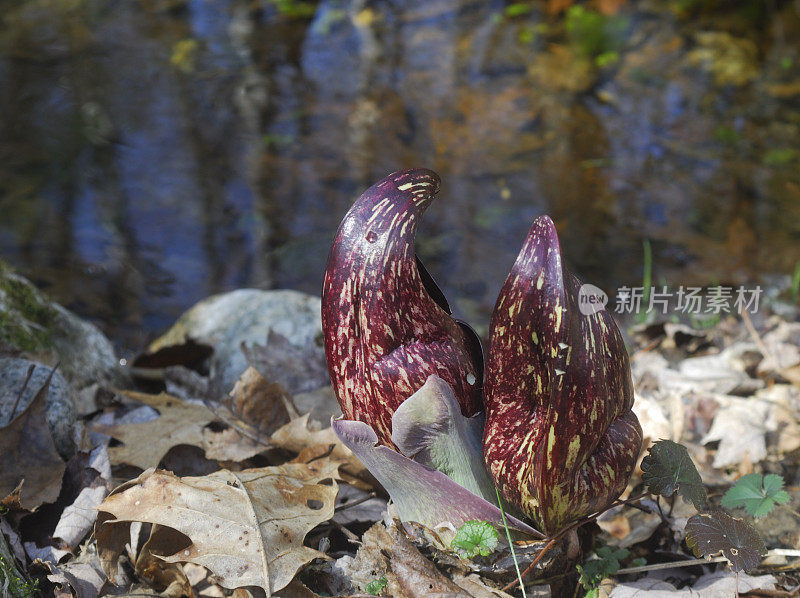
[0,265,122,390]
[149,289,327,393]
[0,358,77,458]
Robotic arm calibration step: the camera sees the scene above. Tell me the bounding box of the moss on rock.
[0,261,58,352]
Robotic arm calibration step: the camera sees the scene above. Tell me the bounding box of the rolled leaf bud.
[322,169,483,446]
[483,215,642,534]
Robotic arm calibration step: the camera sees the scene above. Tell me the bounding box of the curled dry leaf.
[0,366,65,510]
[226,365,294,435]
[339,522,470,598]
[242,330,330,395]
[701,397,773,468]
[385,524,471,598]
[271,414,366,480]
[95,462,340,595]
[43,560,110,598]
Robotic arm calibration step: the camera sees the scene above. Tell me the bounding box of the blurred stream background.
[1,0,799,355]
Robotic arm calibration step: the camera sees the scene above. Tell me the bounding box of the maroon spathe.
[322,169,483,447]
[483,215,642,534]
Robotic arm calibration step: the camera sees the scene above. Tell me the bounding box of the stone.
[0,357,77,458]
[0,264,121,390]
[149,289,327,393]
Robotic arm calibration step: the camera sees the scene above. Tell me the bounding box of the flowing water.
[1,0,798,353]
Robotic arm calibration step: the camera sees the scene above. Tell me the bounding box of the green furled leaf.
[577,546,629,592]
[392,376,497,504]
[722,473,791,518]
[685,512,765,572]
[365,576,387,595]
[641,440,707,509]
[451,520,500,559]
[332,419,540,536]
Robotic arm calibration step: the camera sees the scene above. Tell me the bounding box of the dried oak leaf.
[0,367,65,510]
[385,524,471,598]
[98,391,218,469]
[271,414,366,480]
[95,462,340,594]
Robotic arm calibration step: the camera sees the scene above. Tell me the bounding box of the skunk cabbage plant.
[323,169,642,537]
[483,216,642,534]
[322,168,483,446]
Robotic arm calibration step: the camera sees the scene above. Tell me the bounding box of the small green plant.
[365,576,388,595]
[713,125,741,145]
[505,2,533,18]
[263,133,296,149]
[763,148,798,167]
[451,520,500,559]
[565,6,629,67]
[0,554,38,598]
[268,0,316,19]
[518,23,548,45]
[641,439,707,509]
[721,473,791,518]
[577,546,644,598]
[643,440,766,572]
[791,260,800,304]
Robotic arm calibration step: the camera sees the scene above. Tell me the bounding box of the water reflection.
[1,0,798,352]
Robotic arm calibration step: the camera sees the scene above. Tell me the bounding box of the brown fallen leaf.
[200,366,297,462]
[136,525,195,597]
[202,425,265,462]
[451,574,516,598]
[98,391,218,469]
[43,560,110,598]
[386,524,470,598]
[271,414,366,480]
[227,366,294,435]
[53,485,109,551]
[0,366,65,510]
[95,462,340,595]
[241,330,330,395]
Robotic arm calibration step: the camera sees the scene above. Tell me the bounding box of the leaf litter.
[3,312,800,596]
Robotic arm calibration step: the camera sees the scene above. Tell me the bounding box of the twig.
[9,364,35,420]
[779,505,800,521]
[616,549,800,576]
[127,366,166,381]
[768,549,800,558]
[503,535,560,592]
[201,399,272,448]
[502,492,651,592]
[335,492,378,513]
[741,309,773,361]
[616,556,729,574]
[328,518,360,543]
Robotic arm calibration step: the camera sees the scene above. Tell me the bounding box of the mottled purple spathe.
[322,169,483,447]
[483,215,642,535]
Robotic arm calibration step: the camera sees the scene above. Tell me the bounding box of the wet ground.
[1,0,798,354]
